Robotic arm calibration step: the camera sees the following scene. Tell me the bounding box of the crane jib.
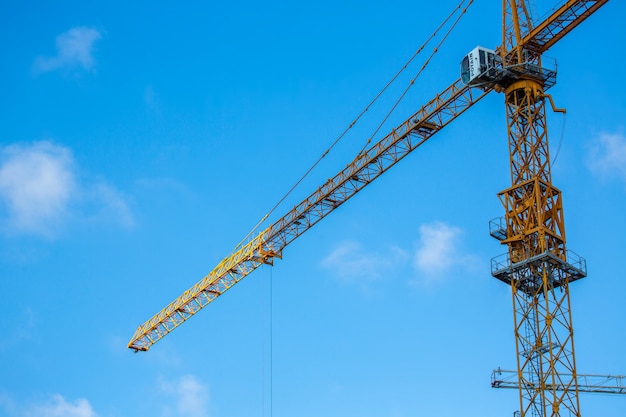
[128,80,488,351]
[128,0,610,352]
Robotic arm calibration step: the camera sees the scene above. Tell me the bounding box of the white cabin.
[461,46,499,86]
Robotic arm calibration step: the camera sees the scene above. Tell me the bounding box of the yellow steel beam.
[129,0,610,353]
[128,79,489,351]
[495,2,610,416]
[520,0,609,56]
[128,228,274,351]
[492,369,626,395]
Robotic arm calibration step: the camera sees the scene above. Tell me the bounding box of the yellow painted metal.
[499,72,580,416]
[128,16,612,417]
[492,368,626,395]
[521,0,609,55]
[494,2,610,416]
[502,0,609,64]
[128,78,490,351]
[540,93,567,114]
[128,227,275,351]
[499,178,566,259]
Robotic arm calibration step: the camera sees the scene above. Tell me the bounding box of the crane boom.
[128,79,489,351]
[128,0,609,353]
[517,0,608,58]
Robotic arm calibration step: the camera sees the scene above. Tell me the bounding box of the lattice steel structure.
[128,4,613,417]
[488,2,608,416]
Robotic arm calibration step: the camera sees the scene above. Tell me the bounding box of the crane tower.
[487,2,595,416]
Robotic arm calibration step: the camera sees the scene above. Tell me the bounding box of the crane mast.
[487,1,608,416]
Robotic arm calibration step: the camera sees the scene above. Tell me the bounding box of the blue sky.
[1,1,625,416]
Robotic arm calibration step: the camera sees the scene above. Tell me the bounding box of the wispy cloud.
[87,182,135,229]
[0,142,75,236]
[413,222,461,275]
[586,131,626,184]
[25,395,96,417]
[412,221,477,285]
[0,141,133,238]
[321,221,477,289]
[33,27,102,74]
[0,392,17,416]
[159,375,210,417]
[0,308,36,350]
[0,394,97,417]
[321,240,408,285]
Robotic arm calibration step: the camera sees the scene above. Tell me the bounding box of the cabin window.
[461,56,470,84]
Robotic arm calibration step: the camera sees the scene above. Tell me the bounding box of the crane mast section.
[494,2,609,416]
[128,79,489,352]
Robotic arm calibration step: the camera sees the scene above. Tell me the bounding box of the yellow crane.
[129,1,619,416]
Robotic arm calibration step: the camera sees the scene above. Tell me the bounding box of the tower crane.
[129,1,619,416]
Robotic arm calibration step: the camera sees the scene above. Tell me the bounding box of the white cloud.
[0,141,133,237]
[586,131,626,184]
[25,395,97,417]
[88,182,135,228]
[412,221,478,285]
[414,222,461,274]
[159,375,210,417]
[0,393,18,416]
[320,240,408,284]
[34,27,102,74]
[320,222,477,289]
[0,141,75,236]
[0,394,97,417]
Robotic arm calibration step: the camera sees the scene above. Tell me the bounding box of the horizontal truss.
[492,369,626,395]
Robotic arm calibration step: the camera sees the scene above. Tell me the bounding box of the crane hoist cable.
[128,0,609,362]
[255,3,469,403]
[233,0,474,252]
[357,0,473,156]
[550,111,567,167]
[260,265,273,417]
[254,7,472,411]
[260,265,274,417]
